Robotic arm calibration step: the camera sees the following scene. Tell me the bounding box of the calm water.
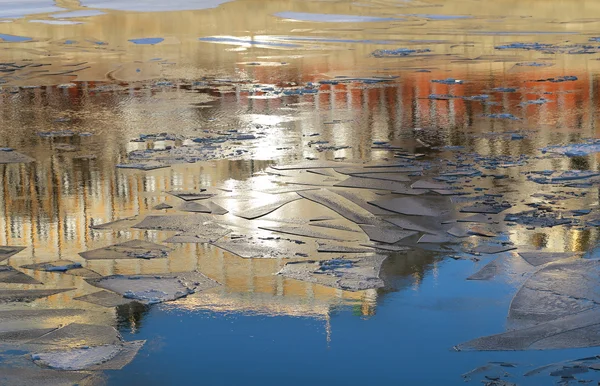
[2,0,600,384]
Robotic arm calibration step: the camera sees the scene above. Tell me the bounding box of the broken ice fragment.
[0,266,40,284]
[79,240,170,260]
[86,272,219,304]
[278,255,387,291]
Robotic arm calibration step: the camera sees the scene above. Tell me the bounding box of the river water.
[2,1,600,385]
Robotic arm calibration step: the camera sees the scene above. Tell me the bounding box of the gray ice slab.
[0,266,41,284]
[509,259,600,328]
[458,308,600,351]
[278,255,387,291]
[0,288,74,303]
[457,214,495,224]
[232,192,300,219]
[90,216,141,230]
[361,243,411,252]
[30,323,121,347]
[359,224,417,244]
[117,162,168,171]
[517,251,580,266]
[468,226,498,237]
[335,176,425,195]
[306,168,341,178]
[470,244,517,254]
[446,225,470,238]
[334,189,396,216]
[161,223,231,244]
[79,240,170,260]
[0,247,26,263]
[0,328,57,344]
[86,272,218,304]
[32,340,145,371]
[203,201,229,215]
[297,189,377,224]
[348,173,410,183]
[0,150,34,164]
[88,340,145,370]
[212,239,291,258]
[467,258,502,280]
[316,241,374,253]
[411,180,451,190]
[369,196,452,217]
[383,217,442,234]
[432,189,464,196]
[335,166,423,175]
[309,220,361,233]
[21,260,101,278]
[179,201,211,213]
[259,225,359,241]
[74,291,137,308]
[418,233,462,244]
[153,203,173,210]
[0,309,86,332]
[167,190,216,201]
[33,345,121,371]
[132,214,210,232]
[504,210,573,228]
[0,368,95,386]
[461,203,511,214]
[271,161,355,170]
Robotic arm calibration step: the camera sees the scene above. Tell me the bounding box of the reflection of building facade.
[0,66,599,321]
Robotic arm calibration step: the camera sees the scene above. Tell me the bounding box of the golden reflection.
[1,0,600,350]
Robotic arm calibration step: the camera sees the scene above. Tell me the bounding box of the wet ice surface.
[5,0,600,385]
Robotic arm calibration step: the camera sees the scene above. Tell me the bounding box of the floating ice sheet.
[0,288,74,303]
[86,272,218,304]
[509,259,600,327]
[517,251,580,266]
[278,255,387,291]
[0,266,41,284]
[79,240,170,260]
[0,150,34,164]
[369,196,452,217]
[298,189,377,224]
[359,224,417,244]
[232,192,300,219]
[274,11,399,23]
[74,290,138,308]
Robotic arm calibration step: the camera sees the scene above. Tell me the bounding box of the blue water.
[107,259,599,385]
[129,38,165,45]
[0,34,32,42]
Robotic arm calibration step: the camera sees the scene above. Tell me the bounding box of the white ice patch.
[32,345,121,371]
[0,1,64,19]
[80,0,232,12]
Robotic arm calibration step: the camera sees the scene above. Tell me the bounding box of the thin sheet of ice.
[199,36,299,48]
[80,0,232,12]
[0,1,64,19]
[542,140,600,157]
[405,14,471,20]
[29,19,82,25]
[274,11,399,23]
[50,10,105,18]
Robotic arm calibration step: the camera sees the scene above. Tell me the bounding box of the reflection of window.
[63,215,77,241]
[91,171,101,197]
[144,176,156,192]
[116,174,129,197]
[172,173,183,188]
[10,216,22,238]
[37,217,49,241]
